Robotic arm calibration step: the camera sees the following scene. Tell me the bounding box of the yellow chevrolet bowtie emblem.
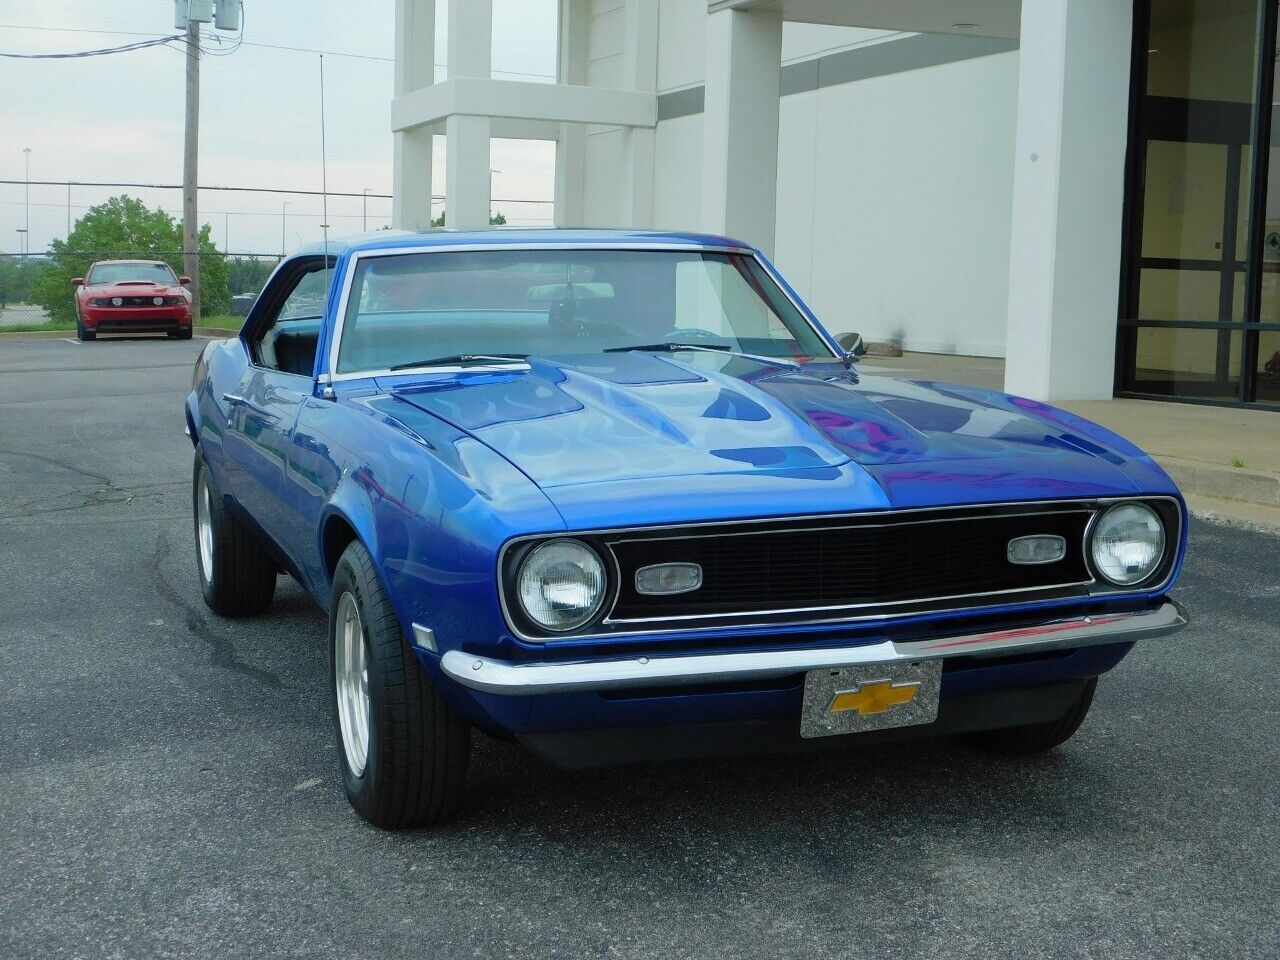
[829,680,921,716]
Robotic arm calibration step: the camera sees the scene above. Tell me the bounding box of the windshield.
[88,262,178,285]
[335,249,834,374]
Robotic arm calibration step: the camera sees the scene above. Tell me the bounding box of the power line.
[0,34,181,59]
[0,179,555,204]
[0,21,557,76]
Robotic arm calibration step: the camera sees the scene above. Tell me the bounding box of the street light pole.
[182,19,202,325]
[22,147,31,258]
[362,187,369,231]
[281,201,290,257]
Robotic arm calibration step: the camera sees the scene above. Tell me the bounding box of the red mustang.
[73,260,193,341]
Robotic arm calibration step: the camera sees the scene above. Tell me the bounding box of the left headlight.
[515,539,607,632]
[1090,502,1166,586]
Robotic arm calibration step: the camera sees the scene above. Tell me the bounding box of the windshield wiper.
[603,342,731,354]
[603,341,807,367]
[389,353,529,371]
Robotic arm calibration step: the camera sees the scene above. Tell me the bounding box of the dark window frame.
[1117,0,1280,410]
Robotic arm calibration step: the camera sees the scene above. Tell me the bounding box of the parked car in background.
[185,229,1189,829]
[73,260,192,341]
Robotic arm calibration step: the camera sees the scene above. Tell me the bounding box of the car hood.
[382,352,1172,521]
[83,281,183,297]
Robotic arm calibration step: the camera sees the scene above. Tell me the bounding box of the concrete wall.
[642,17,1020,356]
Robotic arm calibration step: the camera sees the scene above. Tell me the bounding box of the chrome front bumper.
[441,599,1188,696]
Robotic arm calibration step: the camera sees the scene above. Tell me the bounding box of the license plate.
[800,660,942,739]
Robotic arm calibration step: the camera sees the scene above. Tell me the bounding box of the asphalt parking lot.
[1,335,1277,959]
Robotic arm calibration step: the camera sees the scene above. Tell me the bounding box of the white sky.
[0,0,560,257]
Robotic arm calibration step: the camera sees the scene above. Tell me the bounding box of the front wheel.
[331,540,470,829]
[76,311,96,341]
[964,679,1097,754]
[192,452,276,616]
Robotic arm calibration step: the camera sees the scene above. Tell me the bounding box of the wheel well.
[322,514,359,578]
[185,408,198,448]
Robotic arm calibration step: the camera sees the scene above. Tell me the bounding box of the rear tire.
[192,452,276,616]
[965,679,1097,754]
[331,540,470,829]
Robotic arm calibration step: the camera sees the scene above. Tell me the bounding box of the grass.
[0,318,74,333]
[1230,457,1246,469]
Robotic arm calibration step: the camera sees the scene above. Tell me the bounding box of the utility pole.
[281,201,290,257]
[22,147,31,259]
[362,187,369,231]
[182,19,201,325]
[66,182,71,237]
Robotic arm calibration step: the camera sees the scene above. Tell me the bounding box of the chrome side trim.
[442,599,1188,696]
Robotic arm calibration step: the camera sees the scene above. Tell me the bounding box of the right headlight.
[515,539,607,633]
[1090,502,1166,587]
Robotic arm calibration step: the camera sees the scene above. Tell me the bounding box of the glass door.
[1119,0,1280,407]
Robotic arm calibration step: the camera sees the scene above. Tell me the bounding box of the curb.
[1157,455,1280,508]
[0,326,239,341]
[0,329,71,340]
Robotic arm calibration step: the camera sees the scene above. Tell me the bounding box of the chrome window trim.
[495,496,1183,643]
[322,241,839,383]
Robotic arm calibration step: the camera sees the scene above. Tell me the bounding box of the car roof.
[89,259,170,266]
[292,227,753,259]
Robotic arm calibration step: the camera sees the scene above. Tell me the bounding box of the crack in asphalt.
[0,446,114,486]
[148,532,290,692]
[2,480,187,520]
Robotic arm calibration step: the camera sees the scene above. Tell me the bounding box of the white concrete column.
[554,0,588,226]
[392,0,434,229]
[618,0,658,227]
[1004,0,1133,401]
[444,0,492,228]
[699,7,782,253]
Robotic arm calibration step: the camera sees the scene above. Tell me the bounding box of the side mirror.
[71,277,84,287]
[837,332,867,361]
[179,276,192,285]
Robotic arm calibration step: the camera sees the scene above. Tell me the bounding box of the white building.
[392,0,1280,410]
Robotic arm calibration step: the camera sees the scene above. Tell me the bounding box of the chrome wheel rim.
[196,473,214,584]
[335,591,371,777]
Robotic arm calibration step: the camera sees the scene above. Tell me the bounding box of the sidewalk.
[861,352,1280,530]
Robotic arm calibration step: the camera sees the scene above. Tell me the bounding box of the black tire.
[330,540,470,829]
[171,328,193,340]
[965,679,1097,754]
[76,310,96,341]
[192,451,276,616]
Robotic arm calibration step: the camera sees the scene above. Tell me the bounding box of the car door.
[222,258,332,552]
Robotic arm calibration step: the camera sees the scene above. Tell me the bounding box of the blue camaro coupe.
[187,229,1188,828]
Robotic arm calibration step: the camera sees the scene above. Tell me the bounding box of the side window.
[252,262,332,376]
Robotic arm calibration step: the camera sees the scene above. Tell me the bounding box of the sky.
[0,0,559,257]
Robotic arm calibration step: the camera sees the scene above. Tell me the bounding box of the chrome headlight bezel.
[511,538,610,635]
[1087,501,1169,588]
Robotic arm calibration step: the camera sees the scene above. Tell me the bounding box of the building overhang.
[392,78,658,134]
[707,0,1021,39]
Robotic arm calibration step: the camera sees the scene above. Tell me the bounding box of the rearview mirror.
[71,277,84,287]
[527,281,614,302]
[179,276,192,285]
[837,332,867,360]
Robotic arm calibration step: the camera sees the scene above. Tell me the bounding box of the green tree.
[31,195,230,322]
[0,256,51,306]
[429,210,507,227]
[227,256,274,295]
